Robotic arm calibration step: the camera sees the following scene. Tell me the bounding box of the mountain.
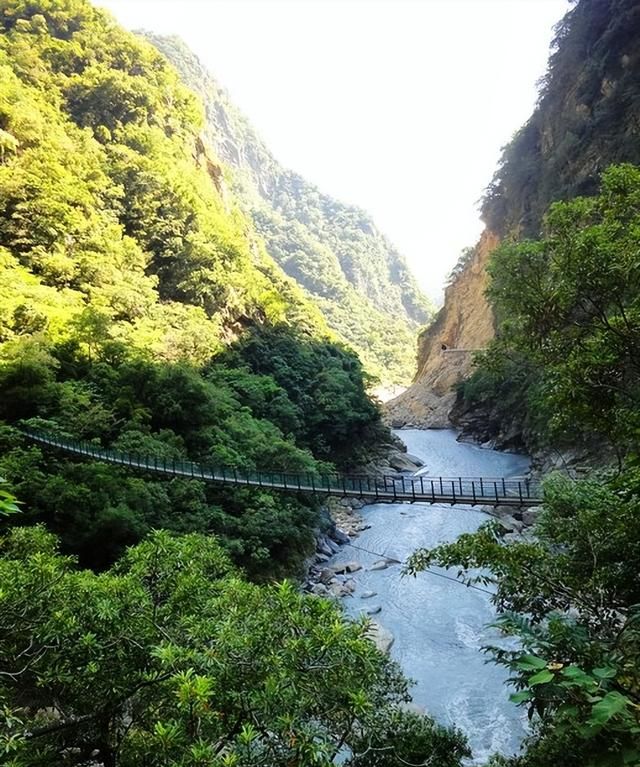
[387,0,640,435]
[143,33,433,385]
[0,0,390,577]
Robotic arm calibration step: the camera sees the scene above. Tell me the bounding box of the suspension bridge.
[20,428,542,507]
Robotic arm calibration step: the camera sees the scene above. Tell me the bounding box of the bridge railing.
[18,427,542,505]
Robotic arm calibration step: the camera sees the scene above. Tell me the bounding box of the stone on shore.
[331,528,350,545]
[521,506,543,526]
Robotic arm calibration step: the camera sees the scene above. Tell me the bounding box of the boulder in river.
[319,568,335,584]
[388,450,423,472]
[360,590,377,599]
[367,620,394,654]
[328,582,349,598]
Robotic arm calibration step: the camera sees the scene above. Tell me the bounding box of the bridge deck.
[20,428,542,507]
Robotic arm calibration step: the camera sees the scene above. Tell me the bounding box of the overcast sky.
[98,0,569,301]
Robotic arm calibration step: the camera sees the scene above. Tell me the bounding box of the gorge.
[1,0,640,765]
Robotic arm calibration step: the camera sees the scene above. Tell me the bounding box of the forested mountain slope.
[387,0,640,438]
[0,7,475,764]
[144,33,433,385]
[0,0,390,577]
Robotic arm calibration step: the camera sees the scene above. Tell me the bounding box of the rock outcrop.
[385,230,498,428]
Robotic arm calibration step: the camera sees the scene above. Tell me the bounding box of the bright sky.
[99,0,569,301]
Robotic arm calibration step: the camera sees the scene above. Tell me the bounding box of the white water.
[328,429,531,763]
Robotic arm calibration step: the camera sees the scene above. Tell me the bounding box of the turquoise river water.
[327,428,531,763]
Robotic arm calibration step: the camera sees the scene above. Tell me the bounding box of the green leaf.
[515,654,548,671]
[509,691,533,704]
[588,691,629,725]
[528,669,555,686]
[592,666,617,680]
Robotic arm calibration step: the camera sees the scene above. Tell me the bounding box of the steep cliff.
[386,231,497,427]
[143,33,433,385]
[387,0,640,428]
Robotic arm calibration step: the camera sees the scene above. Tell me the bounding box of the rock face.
[387,2,640,437]
[385,230,498,428]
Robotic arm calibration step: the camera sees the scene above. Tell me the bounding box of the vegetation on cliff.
[482,0,640,239]
[143,33,433,385]
[460,164,640,454]
[0,0,391,578]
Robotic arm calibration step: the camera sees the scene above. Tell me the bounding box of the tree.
[0,527,468,767]
[407,474,640,766]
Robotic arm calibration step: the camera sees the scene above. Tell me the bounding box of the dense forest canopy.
[0,0,391,578]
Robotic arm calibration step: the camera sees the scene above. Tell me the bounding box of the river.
[327,428,531,763]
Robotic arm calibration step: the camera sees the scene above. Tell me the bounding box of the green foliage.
[0,527,467,767]
[407,473,640,766]
[482,0,640,237]
[0,478,20,517]
[0,0,392,577]
[144,33,434,386]
[460,164,640,452]
[215,326,389,468]
[0,0,326,357]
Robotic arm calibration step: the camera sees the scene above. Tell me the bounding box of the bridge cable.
[340,540,497,596]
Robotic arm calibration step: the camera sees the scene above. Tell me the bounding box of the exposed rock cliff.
[388,0,640,431]
[386,231,497,427]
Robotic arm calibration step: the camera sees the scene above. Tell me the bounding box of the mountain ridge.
[143,32,433,385]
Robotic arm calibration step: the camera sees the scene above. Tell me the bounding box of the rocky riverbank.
[301,494,401,654]
[485,502,542,542]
